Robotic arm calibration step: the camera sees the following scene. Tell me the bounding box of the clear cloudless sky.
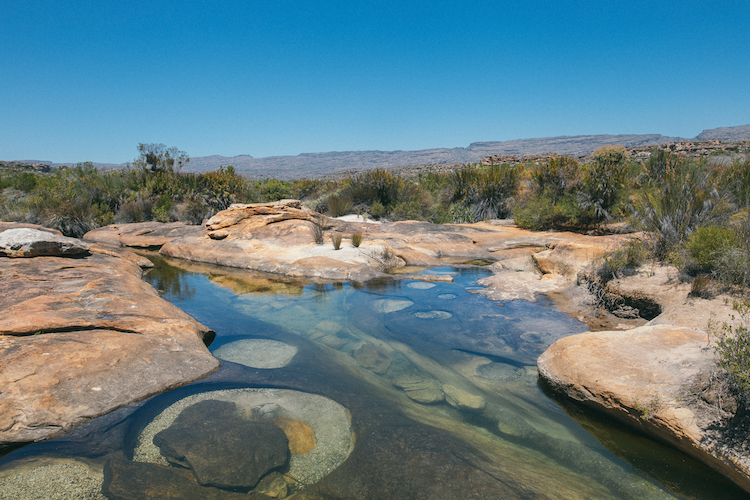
[2,0,749,164]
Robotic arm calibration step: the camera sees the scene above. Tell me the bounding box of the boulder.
[153,400,289,489]
[0,228,89,257]
[538,324,750,493]
[0,239,219,444]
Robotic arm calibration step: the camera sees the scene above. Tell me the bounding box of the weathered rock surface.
[83,221,203,248]
[538,324,750,493]
[153,400,289,489]
[442,384,487,412]
[392,376,444,404]
[102,459,271,500]
[0,224,219,444]
[353,344,392,374]
[0,227,90,257]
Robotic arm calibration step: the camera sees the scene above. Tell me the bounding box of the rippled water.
[0,255,747,499]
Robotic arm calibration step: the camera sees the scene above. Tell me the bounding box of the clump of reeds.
[331,232,342,250]
[351,232,363,247]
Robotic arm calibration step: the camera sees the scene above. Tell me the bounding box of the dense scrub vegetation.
[2,144,749,292]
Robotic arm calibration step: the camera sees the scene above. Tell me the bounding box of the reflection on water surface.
[0,255,747,499]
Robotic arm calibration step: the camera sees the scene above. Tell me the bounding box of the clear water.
[0,255,747,499]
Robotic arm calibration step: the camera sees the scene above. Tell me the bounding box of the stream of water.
[0,255,747,499]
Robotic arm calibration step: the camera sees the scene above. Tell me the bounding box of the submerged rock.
[442,384,487,413]
[153,400,289,489]
[392,376,444,404]
[213,339,298,369]
[102,459,265,499]
[353,344,392,374]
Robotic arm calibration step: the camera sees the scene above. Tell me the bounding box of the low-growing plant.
[714,300,750,404]
[687,225,739,273]
[327,194,353,217]
[351,232,363,247]
[331,232,342,250]
[310,222,324,245]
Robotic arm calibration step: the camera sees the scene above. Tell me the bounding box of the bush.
[578,145,629,221]
[687,225,739,273]
[714,300,750,401]
[331,233,342,250]
[514,192,598,231]
[326,194,353,217]
[629,157,734,258]
[351,232,363,247]
[528,155,581,198]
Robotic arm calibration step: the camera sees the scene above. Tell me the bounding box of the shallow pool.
[0,255,746,500]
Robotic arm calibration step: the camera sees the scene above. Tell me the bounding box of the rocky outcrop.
[0,224,219,444]
[0,227,90,257]
[538,324,750,492]
[82,221,203,248]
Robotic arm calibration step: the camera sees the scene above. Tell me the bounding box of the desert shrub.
[198,165,256,210]
[258,178,292,202]
[310,222,324,244]
[327,194,353,217]
[714,300,750,403]
[331,233,342,250]
[595,238,650,282]
[351,232,363,247]
[370,200,387,220]
[629,157,734,258]
[471,165,520,220]
[344,168,404,208]
[176,196,212,225]
[528,155,581,199]
[116,198,153,223]
[578,145,630,221]
[687,225,739,273]
[448,202,473,223]
[514,193,596,230]
[720,158,750,208]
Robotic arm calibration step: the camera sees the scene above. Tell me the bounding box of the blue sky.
[2,1,749,164]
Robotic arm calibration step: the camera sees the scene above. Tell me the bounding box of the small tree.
[134,143,189,173]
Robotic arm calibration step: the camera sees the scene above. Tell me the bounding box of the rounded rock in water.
[213,339,297,368]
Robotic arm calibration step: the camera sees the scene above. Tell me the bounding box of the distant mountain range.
[19,124,750,180]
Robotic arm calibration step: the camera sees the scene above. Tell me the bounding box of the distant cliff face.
[695,124,750,142]
[15,124,750,179]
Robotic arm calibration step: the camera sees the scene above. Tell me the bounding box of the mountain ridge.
[13,124,750,179]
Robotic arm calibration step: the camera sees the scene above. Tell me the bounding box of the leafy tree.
[134,143,189,173]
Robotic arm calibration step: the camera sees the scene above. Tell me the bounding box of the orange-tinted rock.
[538,325,750,493]
[83,221,203,248]
[0,238,219,444]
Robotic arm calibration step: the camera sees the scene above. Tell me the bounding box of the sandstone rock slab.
[0,244,219,444]
[0,228,90,257]
[538,324,750,493]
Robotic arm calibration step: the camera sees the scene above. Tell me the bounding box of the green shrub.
[528,155,581,199]
[714,300,750,400]
[448,202,473,224]
[578,145,630,221]
[687,225,739,272]
[629,158,734,258]
[344,168,404,208]
[326,194,353,217]
[351,232,363,247]
[514,193,596,230]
